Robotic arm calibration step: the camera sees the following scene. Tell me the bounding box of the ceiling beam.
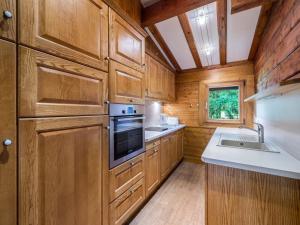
[231,0,277,14]
[248,3,273,60]
[148,25,181,71]
[217,0,227,65]
[178,13,203,68]
[142,0,216,27]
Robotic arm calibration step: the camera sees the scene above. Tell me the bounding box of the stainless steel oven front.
[109,104,145,169]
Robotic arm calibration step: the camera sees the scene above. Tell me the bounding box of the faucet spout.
[239,123,264,143]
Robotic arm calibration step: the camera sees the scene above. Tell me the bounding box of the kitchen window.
[204,81,245,124]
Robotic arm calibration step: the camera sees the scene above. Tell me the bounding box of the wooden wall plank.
[255,0,300,91]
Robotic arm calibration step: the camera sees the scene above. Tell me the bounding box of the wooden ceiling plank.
[217,0,227,65]
[248,3,273,60]
[142,0,216,27]
[178,13,203,68]
[148,25,182,71]
[231,0,277,14]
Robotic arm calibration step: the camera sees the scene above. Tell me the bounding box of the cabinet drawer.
[109,178,145,225]
[19,47,108,117]
[19,0,108,71]
[109,60,145,105]
[146,139,160,150]
[109,9,145,73]
[109,153,145,202]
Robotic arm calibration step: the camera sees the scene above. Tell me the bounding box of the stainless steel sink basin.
[218,133,280,153]
[145,127,169,132]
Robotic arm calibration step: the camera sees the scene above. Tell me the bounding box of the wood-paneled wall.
[112,0,142,24]
[164,62,255,163]
[255,0,300,91]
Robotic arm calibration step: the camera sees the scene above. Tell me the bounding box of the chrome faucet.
[239,123,264,143]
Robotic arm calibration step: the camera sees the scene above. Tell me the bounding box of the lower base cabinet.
[109,178,145,225]
[19,116,108,225]
[145,140,161,197]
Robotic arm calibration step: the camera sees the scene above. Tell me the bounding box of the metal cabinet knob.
[104,56,110,61]
[3,139,12,146]
[105,126,110,130]
[104,100,110,104]
[3,10,13,19]
[130,162,135,166]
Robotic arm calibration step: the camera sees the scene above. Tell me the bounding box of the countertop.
[202,127,300,179]
[145,124,186,142]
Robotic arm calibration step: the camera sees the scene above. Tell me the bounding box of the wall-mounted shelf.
[244,81,300,102]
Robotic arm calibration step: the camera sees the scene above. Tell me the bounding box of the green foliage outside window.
[208,86,240,120]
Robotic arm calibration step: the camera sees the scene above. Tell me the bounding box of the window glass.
[208,86,240,120]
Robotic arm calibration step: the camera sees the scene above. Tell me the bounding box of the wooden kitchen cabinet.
[177,130,184,162]
[109,153,145,202]
[19,115,109,225]
[145,140,161,197]
[109,178,145,225]
[109,9,145,73]
[0,39,16,225]
[160,136,171,179]
[19,47,108,117]
[0,0,16,41]
[169,134,178,169]
[19,0,109,71]
[145,54,164,99]
[109,60,145,104]
[167,70,176,101]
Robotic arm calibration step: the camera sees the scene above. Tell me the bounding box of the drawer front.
[0,0,16,41]
[19,0,108,71]
[109,60,145,104]
[109,9,145,73]
[19,47,108,117]
[109,153,145,202]
[109,178,145,225]
[146,139,160,150]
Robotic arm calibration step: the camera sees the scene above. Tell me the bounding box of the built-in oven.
[109,104,145,169]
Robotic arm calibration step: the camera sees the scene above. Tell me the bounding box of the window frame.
[204,81,245,125]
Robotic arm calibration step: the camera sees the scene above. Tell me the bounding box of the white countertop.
[145,124,186,142]
[202,127,300,179]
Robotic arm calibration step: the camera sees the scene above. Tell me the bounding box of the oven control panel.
[109,104,145,116]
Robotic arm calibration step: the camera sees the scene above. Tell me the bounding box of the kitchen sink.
[145,127,169,132]
[218,133,280,153]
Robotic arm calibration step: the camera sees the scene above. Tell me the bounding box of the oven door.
[109,116,145,168]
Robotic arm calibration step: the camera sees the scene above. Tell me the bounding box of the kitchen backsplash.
[145,100,162,127]
[255,89,300,160]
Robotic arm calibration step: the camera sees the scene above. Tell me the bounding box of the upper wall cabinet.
[109,60,145,104]
[19,0,109,71]
[0,0,16,41]
[19,47,108,117]
[109,9,145,73]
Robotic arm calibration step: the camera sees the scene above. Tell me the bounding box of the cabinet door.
[19,47,108,117]
[170,134,178,169]
[109,60,145,104]
[109,9,145,72]
[19,0,108,71]
[146,56,164,99]
[19,116,109,225]
[160,136,170,179]
[0,39,16,225]
[109,153,145,202]
[145,145,160,197]
[177,130,184,161]
[0,0,16,41]
[168,70,176,101]
[109,178,145,225]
